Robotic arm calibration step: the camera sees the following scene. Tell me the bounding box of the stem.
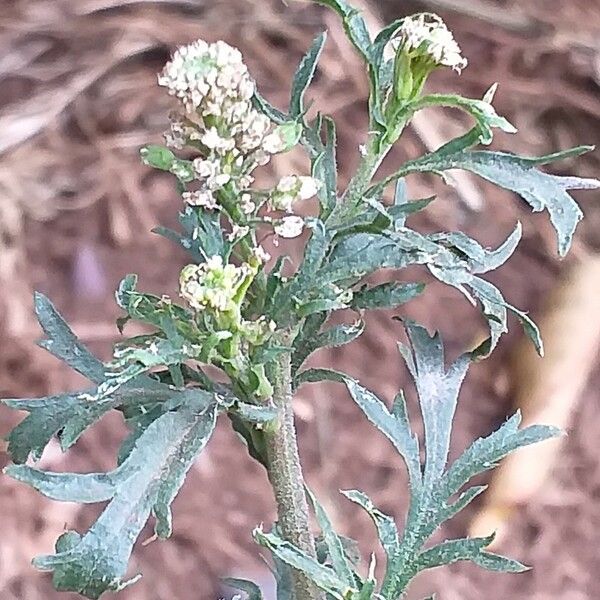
[264,337,323,600]
[342,133,390,205]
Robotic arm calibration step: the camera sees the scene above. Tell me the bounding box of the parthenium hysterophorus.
[3,2,599,599]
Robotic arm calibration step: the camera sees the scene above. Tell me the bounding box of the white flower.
[392,14,467,73]
[240,193,256,214]
[274,216,304,239]
[227,224,249,242]
[160,39,295,213]
[297,176,320,200]
[262,131,285,154]
[182,189,218,209]
[270,175,320,211]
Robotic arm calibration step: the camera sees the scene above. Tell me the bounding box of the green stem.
[342,133,390,206]
[264,336,323,600]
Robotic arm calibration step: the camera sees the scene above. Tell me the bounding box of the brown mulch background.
[0,1,599,598]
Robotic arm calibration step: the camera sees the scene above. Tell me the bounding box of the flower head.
[159,40,302,212]
[180,256,246,312]
[392,14,467,73]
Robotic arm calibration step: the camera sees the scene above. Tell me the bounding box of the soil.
[0,1,599,599]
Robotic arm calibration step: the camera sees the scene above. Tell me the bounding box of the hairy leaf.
[341,490,399,563]
[442,411,560,498]
[222,578,264,600]
[417,536,528,573]
[314,0,372,61]
[398,321,469,484]
[290,32,327,117]
[312,116,338,216]
[254,528,356,599]
[34,292,105,384]
[6,403,218,598]
[306,488,356,587]
[380,145,599,256]
[351,281,424,310]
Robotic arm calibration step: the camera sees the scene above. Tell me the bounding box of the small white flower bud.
[274,216,305,239]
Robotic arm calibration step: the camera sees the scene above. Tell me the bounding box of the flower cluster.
[179,256,248,313]
[158,40,291,210]
[391,14,467,73]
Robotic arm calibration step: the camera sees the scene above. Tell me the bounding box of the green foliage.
[291,321,559,598]
[2,0,597,598]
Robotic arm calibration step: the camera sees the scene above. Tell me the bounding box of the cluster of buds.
[179,255,274,362]
[389,14,466,105]
[392,14,467,73]
[158,40,296,210]
[179,256,249,313]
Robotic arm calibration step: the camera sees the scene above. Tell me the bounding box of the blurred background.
[1,0,599,598]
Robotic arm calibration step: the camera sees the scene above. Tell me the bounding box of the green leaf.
[7,402,219,598]
[306,488,356,587]
[341,490,399,563]
[254,528,356,599]
[222,578,264,600]
[140,145,175,170]
[296,368,421,487]
[290,32,327,118]
[346,380,421,487]
[351,281,424,310]
[153,204,228,262]
[34,292,105,384]
[382,146,599,256]
[410,93,517,145]
[398,321,469,484]
[417,535,528,573]
[312,116,338,217]
[253,90,289,124]
[314,0,372,61]
[442,411,561,498]
[293,320,364,374]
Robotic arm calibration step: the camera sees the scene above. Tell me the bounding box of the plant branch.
[264,335,323,600]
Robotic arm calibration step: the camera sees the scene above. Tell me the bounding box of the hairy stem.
[342,133,389,205]
[265,339,323,600]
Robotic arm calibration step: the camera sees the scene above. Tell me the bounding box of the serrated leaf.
[398,321,469,484]
[306,488,356,587]
[346,379,421,487]
[442,411,561,498]
[297,368,421,486]
[351,281,424,310]
[253,90,289,124]
[293,320,364,374]
[290,32,327,118]
[4,371,181,463]
[7,402,218,598]
[341,490,399,563]
[254,528,356,599]
[34,292,105,384]
[232,401,278,425]
[383,146,598,256]
[417,535,528,573]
